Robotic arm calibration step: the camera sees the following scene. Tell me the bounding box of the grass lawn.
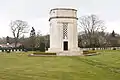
[0,50,120,80]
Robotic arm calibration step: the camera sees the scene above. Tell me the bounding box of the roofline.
[50,8,77,13]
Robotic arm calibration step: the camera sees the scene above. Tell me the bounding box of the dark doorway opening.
[63,41,68,51]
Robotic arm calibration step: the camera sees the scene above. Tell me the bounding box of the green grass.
[0,50,120,80]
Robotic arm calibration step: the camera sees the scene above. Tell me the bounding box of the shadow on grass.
[71,56,120,74]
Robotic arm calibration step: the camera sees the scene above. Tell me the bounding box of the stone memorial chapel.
[48,8,82,55]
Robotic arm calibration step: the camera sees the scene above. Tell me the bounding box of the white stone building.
[48,8,82,55]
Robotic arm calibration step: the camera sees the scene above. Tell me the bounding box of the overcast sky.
[0,0,120,37]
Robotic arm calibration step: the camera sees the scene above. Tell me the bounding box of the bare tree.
[78,15,106,47]
[10,20,29,47]
[35,30,43,48]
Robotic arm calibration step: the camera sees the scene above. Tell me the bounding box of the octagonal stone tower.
[48,8,82,55]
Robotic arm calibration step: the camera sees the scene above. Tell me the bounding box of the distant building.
[107,33,120,47]
[0,43,22,48]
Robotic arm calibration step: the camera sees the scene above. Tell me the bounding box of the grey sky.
[0,0,120,37]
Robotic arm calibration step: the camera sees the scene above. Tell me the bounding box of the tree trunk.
[14,38,18,48]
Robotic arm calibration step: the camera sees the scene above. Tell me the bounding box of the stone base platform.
[46,48,83,56]
[56,51,83,56]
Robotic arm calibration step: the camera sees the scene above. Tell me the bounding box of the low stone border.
[83,52,101,56]
[28,53,57,57]
[28,52,100,57]
[28,54,57,57]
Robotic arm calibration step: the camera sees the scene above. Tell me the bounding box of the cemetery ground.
[0,50,120,80]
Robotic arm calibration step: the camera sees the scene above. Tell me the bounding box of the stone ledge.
[50,8,77,13]
[49,16,78,21]
[57,51,83,56]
